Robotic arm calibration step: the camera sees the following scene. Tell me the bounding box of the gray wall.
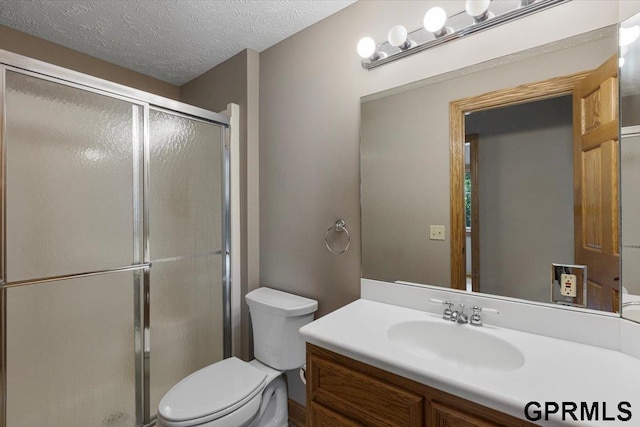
[467,96,574,303]
[180,49,260,361]
[259,4,366,318]
[360,39,614,289]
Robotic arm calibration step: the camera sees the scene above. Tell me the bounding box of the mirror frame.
[448,71,591,289]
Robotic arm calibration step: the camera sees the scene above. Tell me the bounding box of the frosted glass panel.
[149,110,223,260]
[5,71,142,282]
[149,255,223,415]
[6,272,136,427]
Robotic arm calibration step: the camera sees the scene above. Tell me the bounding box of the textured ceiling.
[0,0,356,85]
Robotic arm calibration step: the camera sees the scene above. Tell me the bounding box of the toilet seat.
[158,357,267,426]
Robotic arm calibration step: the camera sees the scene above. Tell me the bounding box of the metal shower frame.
[0,50,232,427]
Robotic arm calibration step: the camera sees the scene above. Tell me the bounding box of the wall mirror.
[620,11,640,323]
[360,23,632,316]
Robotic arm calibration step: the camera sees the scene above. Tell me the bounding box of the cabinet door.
[310,403,365,427]
[308,353,424,426]
[430,401,501,427]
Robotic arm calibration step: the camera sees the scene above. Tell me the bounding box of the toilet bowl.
[157,287,318,427]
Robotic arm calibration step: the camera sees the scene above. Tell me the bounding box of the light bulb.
[388,25,408,48]
[465,0,490,18]
[357,37,377,59]
[424,7,447,34]
[619,25,640,47]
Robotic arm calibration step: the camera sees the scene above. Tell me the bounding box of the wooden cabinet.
[430,401,501,427]
[306,344,534,427]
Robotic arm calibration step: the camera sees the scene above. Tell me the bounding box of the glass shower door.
[147,109,226,417]
[1,65,229,427]
[3,70,144,427]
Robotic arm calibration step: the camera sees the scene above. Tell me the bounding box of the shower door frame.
[0,50,232,427]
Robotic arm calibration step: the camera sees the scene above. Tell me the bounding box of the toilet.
[157,287,318,427]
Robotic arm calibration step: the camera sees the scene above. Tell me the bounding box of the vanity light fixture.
[388,25,414,50]
[466,0,493,24]
[357,0,568,70]
[424,7,451,38]
[357,36,379,61]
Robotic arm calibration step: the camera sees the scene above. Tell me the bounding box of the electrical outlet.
[429,225,445,241]
[560,273,577,297]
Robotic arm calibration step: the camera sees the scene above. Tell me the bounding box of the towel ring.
[325,219,350,254]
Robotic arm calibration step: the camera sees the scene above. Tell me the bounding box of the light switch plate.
[429,225,445,240]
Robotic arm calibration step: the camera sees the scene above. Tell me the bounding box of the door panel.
[573,55,620,312]
[4,71,143,282]
[6,271,137,427]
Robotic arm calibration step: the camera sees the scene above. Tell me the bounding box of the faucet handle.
[442,301,453,320]
[469,306,499,326]
[429,299,453,320]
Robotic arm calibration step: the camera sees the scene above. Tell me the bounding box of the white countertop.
[299,299,640,426]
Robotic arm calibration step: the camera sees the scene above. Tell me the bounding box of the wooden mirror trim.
[449,71,590,290]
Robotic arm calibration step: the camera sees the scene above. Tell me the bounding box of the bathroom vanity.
[299,281,640,427]
[306,344,532,426]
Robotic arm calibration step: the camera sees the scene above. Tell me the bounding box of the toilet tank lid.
[246,287,318,317]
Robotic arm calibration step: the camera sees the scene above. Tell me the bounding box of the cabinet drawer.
[308,354,424,427]
[430,401,502,427]
[310,402,365,427]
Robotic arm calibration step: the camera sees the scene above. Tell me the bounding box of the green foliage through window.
[465,171,471,228]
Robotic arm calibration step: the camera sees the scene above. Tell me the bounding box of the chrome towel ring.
[325,219,350,254]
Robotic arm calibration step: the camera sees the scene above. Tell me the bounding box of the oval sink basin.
[387,320,525,373]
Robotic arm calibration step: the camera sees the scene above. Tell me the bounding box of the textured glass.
[149,110,223,260]
[5,71,143,282]
[6,272,136,427]
[149,255,224,416]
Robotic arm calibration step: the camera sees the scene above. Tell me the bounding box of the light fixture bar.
[361,0,569,70]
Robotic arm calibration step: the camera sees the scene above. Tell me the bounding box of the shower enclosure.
[0,51,231,427]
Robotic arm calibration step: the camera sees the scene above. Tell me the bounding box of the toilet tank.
[246,287,318,370]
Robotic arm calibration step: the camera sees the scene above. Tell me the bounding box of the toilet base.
[248,374,288,427]
[247,360,288,427]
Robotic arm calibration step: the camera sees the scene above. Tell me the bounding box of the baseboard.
[288,398,307,427]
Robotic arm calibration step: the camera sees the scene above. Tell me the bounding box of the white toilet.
[157,287,318,427]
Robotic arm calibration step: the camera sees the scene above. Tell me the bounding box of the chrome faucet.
[442,301,453,320]
[428,299,499,325]
[469,305,500,326]
[450,304,468,324]
[429,299,453,320]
